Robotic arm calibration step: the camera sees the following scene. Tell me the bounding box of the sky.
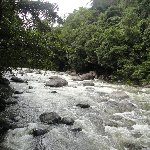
[48,0,91,17]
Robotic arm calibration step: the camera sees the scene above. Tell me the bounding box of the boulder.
[83,81,94,86]
[14,91,23,94]
[32,128,49,137]
[72,76,83,81]
[0,78,10,85]
[39,112,61,124]
[70,72,77,76]
[80,71,97,80]
[110,91,129,99]
[29,86,33,89]
[51,91,57,93]
[45,76,68,87]
[76,103,90,108]
[11,76,25,83]
[71,128,82,132]
[61,117,74,125]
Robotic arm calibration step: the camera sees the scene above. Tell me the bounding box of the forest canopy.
[0,0,150,85]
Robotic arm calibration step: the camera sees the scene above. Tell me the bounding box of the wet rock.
[32,128,49,137]
[83,81,95,86]
[29,86,33,89]
[14,91,23,94]
[110,91,129,99]
[11,76,25,83]
[61,117,74,125]
[80,71,97,80]
[76,103,90,108]
[39,112,61,124]
[12,95,19,99]
[51,91,57,93]
[45,76,68,87]
[0,78,10,85]
[71,128,82,132]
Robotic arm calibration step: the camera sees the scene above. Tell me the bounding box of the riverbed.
[0,69,150,150]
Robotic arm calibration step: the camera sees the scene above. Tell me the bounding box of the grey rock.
[80,71,97,80]
[71,128,82,132]
[39,112,61,124]
[29,86,33,89]
[11,76,24,83]
[61,117,74,125]
[14,91,23,94]
[32,128,49,137]
[45,76,68,87]
[51,91,57,93]
[76,103,90,108]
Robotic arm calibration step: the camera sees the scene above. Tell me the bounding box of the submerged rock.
[39,112,61,124]
[76,103,90,108]
[45,76,68,87]
[61,117,75,125]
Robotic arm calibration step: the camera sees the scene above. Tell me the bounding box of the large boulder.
[45,76,68,87]
[11,76,26,83]
[39,112,61,124]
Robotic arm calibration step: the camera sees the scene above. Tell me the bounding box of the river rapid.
[0,69,150,150]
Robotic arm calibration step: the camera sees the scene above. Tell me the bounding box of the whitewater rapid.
[0,69,150,150]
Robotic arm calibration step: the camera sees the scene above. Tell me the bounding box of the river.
[0,69,150,150]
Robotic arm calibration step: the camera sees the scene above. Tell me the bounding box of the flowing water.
[0,69,150,150]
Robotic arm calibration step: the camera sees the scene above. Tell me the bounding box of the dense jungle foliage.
[0,0,150,85]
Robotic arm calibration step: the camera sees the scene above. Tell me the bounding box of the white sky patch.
[48,0,91,17]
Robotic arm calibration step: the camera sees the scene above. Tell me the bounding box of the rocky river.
[0,68,150,150]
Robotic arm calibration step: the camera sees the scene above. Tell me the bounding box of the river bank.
[0,68,150,150]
